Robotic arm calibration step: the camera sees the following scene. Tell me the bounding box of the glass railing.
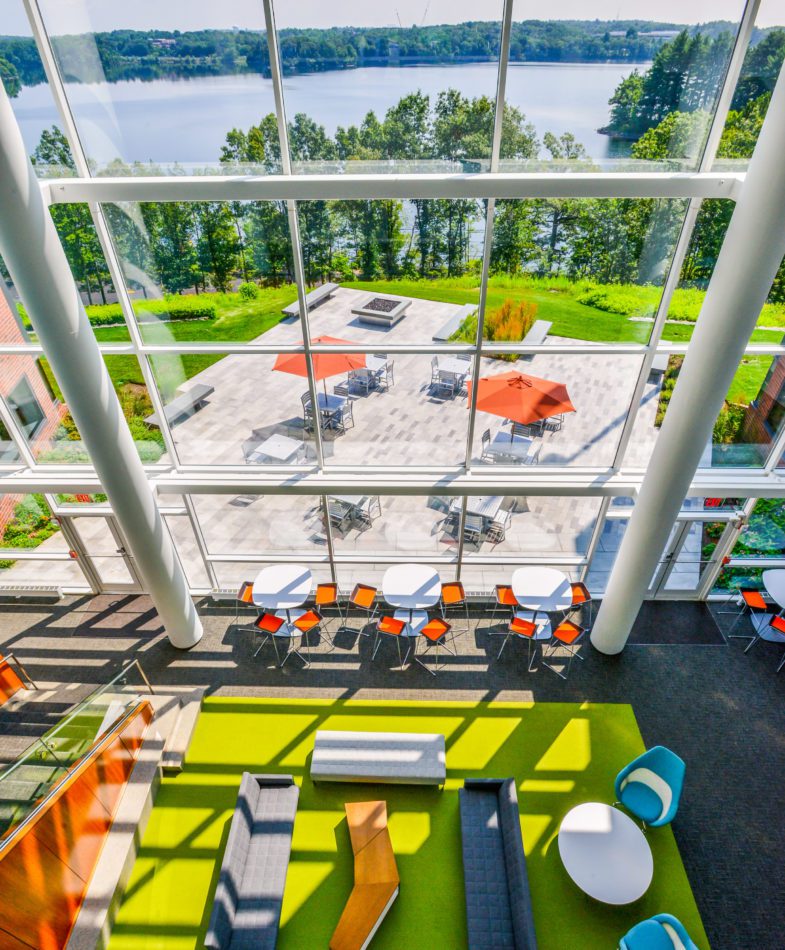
[0,660,153,838]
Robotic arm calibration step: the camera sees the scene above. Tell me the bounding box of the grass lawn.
[107,698,708,950]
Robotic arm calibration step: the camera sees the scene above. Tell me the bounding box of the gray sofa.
[459,778,537,950]
[205,773,299,950]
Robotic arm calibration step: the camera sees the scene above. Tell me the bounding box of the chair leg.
[744,634,761,654]
[777,650,785,673]
[727,606,755,639]
[371,630,383,659]
[497,632,510,659]
[252,633,270,658]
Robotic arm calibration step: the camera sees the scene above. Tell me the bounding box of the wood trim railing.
[0,699,153,950]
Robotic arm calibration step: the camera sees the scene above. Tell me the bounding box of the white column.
[591,62,785,655]
[0,83,202,649]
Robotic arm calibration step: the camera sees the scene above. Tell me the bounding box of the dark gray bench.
[432,303,477,342]
[145,383,214,427]
[205,773,299,950]
[282,282,338,317]
[521,320,551,346]
[459,778,537,950]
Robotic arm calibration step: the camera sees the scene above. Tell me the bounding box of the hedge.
[18,296,216,329]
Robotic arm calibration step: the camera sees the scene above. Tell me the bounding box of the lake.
[11,61,645,168]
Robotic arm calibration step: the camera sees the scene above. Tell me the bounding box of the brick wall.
[0,292,64,534]
[742,356,785,448]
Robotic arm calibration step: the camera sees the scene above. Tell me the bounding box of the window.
[8,375,45,437]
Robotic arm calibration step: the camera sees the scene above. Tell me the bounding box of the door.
[647,519,733,599]
[68,516,143,592]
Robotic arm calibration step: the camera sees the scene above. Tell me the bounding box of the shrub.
[0,494,60,568]
[654,355,683,427]
[713,404,746,444]
[237,282,260,300]
[450,298,538,360]
[19,296,217,330]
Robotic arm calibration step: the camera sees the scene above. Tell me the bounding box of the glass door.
[69,516,143,592]
[648,519,734,599]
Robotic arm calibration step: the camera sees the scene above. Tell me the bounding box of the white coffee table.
[558,802,654,905]
[252,564,313,623]
[382,564,440,610]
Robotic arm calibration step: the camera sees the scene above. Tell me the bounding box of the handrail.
[0,699,152,854]
[124,659,154,695]
[2,652,37,690]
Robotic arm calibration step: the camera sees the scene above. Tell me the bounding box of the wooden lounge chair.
[330,800,400,950]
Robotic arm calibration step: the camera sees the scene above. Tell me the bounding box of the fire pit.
[351,293,411,327]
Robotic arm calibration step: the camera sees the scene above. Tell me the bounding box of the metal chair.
[252,612,293,663]
[348,368,374,395]
[339,398,355,430]
[234,580,256,625]
[543,413,564,432]
[496,613,538,668]
[314,582,343,631]
[291,608,325,661]
[481,428,492,461]
[566,581,593,627]
[430,356,440,386]
[542,619,586,680]
[463,513,483,547]
[440,581,469,630]
[719,587,768,639]
[327,499,352,533]
[524,443,542,465]
[490,584,517,628]
[301,392,315,431]
[341,582,378,635]
[415,616,455,675]
[380,359,394,390]
[353,495,382,528]
[487,508,511,544]
[372,614,409,668]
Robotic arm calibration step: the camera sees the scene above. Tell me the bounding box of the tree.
[140,202,200,293]
[630,110,709,163]
[195,203,240,292]
[0,57,20,97]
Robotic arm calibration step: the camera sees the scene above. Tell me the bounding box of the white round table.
[558,802,653,905]
[512,566,572,612]
[252,564,312,617]
[382,564,441,610]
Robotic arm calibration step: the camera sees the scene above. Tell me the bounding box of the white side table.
[252,564,312,627]
[382,564,441,610]
[558,802,653,905]
[512,566,572,641]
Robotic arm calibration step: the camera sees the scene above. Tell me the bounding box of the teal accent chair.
[619,913,699,950]
[615,745,685,827]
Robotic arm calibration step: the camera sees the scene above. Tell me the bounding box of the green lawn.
[107,698,708,950]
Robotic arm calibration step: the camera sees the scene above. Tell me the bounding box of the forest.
[0,19,778,92]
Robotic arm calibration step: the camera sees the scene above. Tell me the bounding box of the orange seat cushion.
[378,616,406,636]
[441,582,465,606]
[570,582,591,606]
[496,585,517,606]
[315,583,339,605]
[421,618,451,642]
[510,616,536,637]
[255,613,285,634]
[237,581,255,604]
[351,584,377,609]
[553,620,584,645]
[741,590,767,610]
[293,609,322,633]
[770,614,785,635]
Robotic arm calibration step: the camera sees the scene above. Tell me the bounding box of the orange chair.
[720,588,768,640]
[440,581,469,630]
[490,584,518,629]
[567,581,593,626]
[415,616,454,675]
[292,608,325,662]
[252,612,285,658]
[343,583,379,636]
[742,613,785,668]
[497,613,537,669]
[234,580,256,625]
[542,619,586,680]
[372,615,409,668]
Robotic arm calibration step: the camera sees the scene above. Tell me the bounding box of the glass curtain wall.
[1,1,784,595]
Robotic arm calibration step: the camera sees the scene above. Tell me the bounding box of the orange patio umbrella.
[466,370,575,429]
[273,336,366,394]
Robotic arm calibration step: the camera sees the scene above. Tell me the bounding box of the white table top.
[512,566,572,612]
[366,355,388,373]
[450,495,504,519]
[558,802,654,905]
[315,392,347,412]
[248,433,302,463]
[252,564,312,609]
[486,431,532,461]
[763,569,785,607]
[438,357,471,376]
[382,564,441,609]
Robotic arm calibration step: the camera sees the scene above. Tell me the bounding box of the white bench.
[145,383,214,427]
[0,584,63,601]
[432,303,477,342]
[521,319,551,345]
[310,730,446,785]
[282,282,338,317]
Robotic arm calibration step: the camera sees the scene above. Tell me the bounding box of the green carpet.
[107,698,709,950]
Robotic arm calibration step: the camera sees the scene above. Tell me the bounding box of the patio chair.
[455,353,472,362]
[719,587,768,639]
[566,581,593,627]
[348,368,374,395]
[512,420,542,438]
[542,619,586,680]
[341,583,378,635]
[338,398,355,430]
[743,612,785,665]
[481,428,492,461]
[327,500,352,534]
[490,584,518,628]
[486,508,511,544]
[615,745,686,828]
[440,581,469,630]
[379,359,394,390]
[371,614,410,668]
[353,495,382,527]
[463,513,483,547]
[543,413,564,432]
[524,443,542,465]
[292,608,324,657]
[234,580,256,626]
[415,616,455,675]
[314,582,343,628]
[620,913,700,950]
[252,612,285,658]
[496,613,538,668]
[430,356,440,386]
[301,392,315,431]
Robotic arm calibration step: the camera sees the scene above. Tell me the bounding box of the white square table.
[484,431,533,462]
[246,433,303,464]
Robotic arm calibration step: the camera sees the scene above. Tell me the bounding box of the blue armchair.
[615,745,685,827]
[619,913,700,949]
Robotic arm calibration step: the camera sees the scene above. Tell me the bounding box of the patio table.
[252,565,313,628]
[331,494,376,519]
[484,431,533,462]
[246,433,303,464]
[366,355,389,375]
[449,496,504,520]
[437,357,471,377]
[382,564,440,610]
[512,566,572,641]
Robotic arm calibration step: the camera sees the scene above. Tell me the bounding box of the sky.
[3,0,781,35]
